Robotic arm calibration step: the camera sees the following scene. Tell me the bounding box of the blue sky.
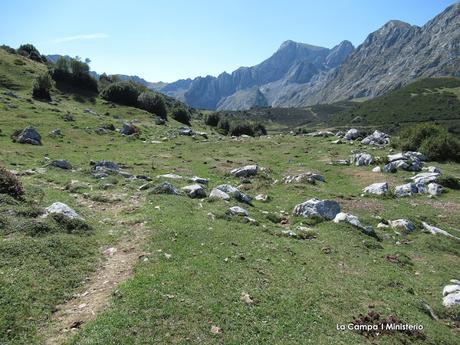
[0,0,457,82]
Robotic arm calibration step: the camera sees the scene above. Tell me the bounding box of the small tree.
[171,106,191,125]
[137,92,167,119]
[101,82,140,106]
[32,72,53,100]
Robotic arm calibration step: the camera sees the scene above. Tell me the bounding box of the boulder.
[372,166,381,173]
[209,188,231,201]
[424,166,441,174]
[386,151,425,172]
[189,176,209,185]
[383,162,398,173]
[255,194,269,202]
[344,128,361,141]
[411,172,440,185]
[442,280,460,307]
[363,182,389,195]
[361,130,390,145]
[216,184,252,204]
[282,172,325,184]
[157,173,183,180]
[120,123,137,135]
[427,183,443,196]
[350,152,373,166]
[308,131,335,137]
[228,206,249,217]
[43,202,81,219]
[293,198,340,220]
[389,219,416,232]
[394,183,418,198]
[231,165,258,178]
[178,127,193,136]
[13,127,42,145]
[333,212,363,228]
[422,222,459,240]
[182,184,206,198]
[50,159,72,170]
[150,182,180,195]
[49,129,62,137]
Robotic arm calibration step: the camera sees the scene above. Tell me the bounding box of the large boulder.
[363,182,389,195]
[182,184,206,198]
[43,202,82,220]
[386,151,425,172]
[411,172,440,185]
[350,152,373,166]
[394,183,418,198]
[13,127,42,145]
[231,165,258,178]
[427,183,443,196]
[293,198,340,220]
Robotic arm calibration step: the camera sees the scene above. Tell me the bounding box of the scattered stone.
[189,176,209,185]
[411,172,440,185]
[182,184,206,198]
[293,198,340,220]
[427,183,443,196]
[330,159,349,166]
[334,212,379,239]
[90,160,120,178]
[344,128,362,141]
[49,128,63,137]
[361,130,390,146]
[442,280,460,307]
[120,122,137,135]
[157,173,183,180]
[231,164,258,178]
[389,219,416,232]
[50,159,72,170]
[255,194,269,202]
[12,127,42,145]
[150,182,180,195]
[372,166,381,173]
[43,202,82,220]
[240,292,254,305]
[394,183,418,198]
[209,188,231,201]
[282,172,325,184]
[422,222,460,240]
[363,182,389,195]
[386,151,425,172]
[216,184,252,204]
[350,152,373,166]
[308,130,335,137]
[83,108,97,116]
[178,127,193,136]
[423,166,441,174]
[228,206,249,217]
[154,116,166,125]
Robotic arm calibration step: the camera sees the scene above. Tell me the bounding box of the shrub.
[137,92,167,119]
[217,118,230,135]
[397,123,460,162]
[171,106,191,125]
[436,175,460,190]
[0,44,16,54]
[205,113,221,127]
[32,72,53,100]
[52,56,98,92]
[51,213,92,233]
[101,82,140,106]
[17,44,46,63]
[229,121,255,137]
[0,166,24,198]
[15,219,55,236]
[252,123,267,136]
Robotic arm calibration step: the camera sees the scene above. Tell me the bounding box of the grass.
[0,47,459,345]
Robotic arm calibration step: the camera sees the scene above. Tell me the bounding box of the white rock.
[157,173,183,179]
[427,183,443,196]
[443,292,460,307]
[372,166,381,173]
[231,165,258,177]
[421,222,459,240]
[350,152,373,166]
[255,194,269,202]
[363,182,389,195]
[394,183,418,198]
[229,206,249,216]
[209,188,230,201]
[189,176,209,185]
[411,172,440,184]
[181,184,206,198]
[293,198,341,220]
[43,202,82,219]
[333,212,363,228]
[389,219,416,232]
[443,284,460,297]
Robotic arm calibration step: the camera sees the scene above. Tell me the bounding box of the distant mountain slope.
[161,40,355,110]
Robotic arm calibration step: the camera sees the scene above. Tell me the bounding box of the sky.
[0,0,457,82]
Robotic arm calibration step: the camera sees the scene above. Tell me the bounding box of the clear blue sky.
[0,0,457,82]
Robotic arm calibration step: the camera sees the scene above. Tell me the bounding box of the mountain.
[160,40,355,110]
[160,2,459,110]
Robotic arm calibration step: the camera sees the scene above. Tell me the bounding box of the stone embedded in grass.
[424,166,441,174]
[120,122,138,135]
[293,198,340,220]
[90,160,120,178]
[178,127,193,136]
[150,182,180,195]
[363,182,389,195]
[50,159,72,170]
[372,166,381,173]
[386,151,425,172]
[49,128,63,137]
[394,183,418,198]
[307,130,335,137]
[282,172,325,184]
[228,206,249,217]
[209,188,231,201]
[231,164,258,178]
[182,184,206,198]
[361,130,390,145]
[43,202,82,220]
[344,128,362,141]
[255,194,269,202]
[12,126,42,145]
[388,219,416,232]
[411,172,440,185]
[442,280,460,307]
[333,212,379,239]
[427,183,443,196]
[422,222,459,240]
[157,173,183,180]
[189,176,209,185]
[350,152,373,166]
[216,184,252,204]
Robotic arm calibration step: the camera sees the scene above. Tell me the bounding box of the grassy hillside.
[0,48,459,345]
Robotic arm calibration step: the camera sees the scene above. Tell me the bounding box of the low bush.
[17,44,46,63]
[101,82,140,106]
[52,56,98,92]
[32,72,53,100]
[205,113,221,127]
[436,175,460,190]
[171,106,191,125]
[51,214,92,233]
[0,166,24,198]
[0,44,16,54]
[217,118,230,135]
[137,92,167,119]
[229,121,255,137]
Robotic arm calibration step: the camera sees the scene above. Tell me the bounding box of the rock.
[228,206,249,217]
[95,127,109,135]
[350,152,373,166]
[50,159,72,170]
[442,281,460,307]
[387,151,425,172]
[282,172,325,184]
[178,127,193,136]
[335,130,345,137]
[372,166,381,173]
[231,165,258,178]
[255,194,269,202]
[120,123,137,135]
[216,184,252,204]
[394,183,418,198]
[361,130,390,145]
[196,131,208,139]
[150,182,180,195]
[189,176,209,185]
[84,108,97,115]
[344,128,361,140]
[330,159,350,166]
[293,198,340,220]
[154,116,166,125]
[182,184,206,198]
[427,183,443,196]
[331,139,342,144]
[333,212,363,228]
[422,222,460,240]
[13,127,42,145]
[411,172,440,185]
[49,129,63,137]
[363,182,389,195]
[383,162,398,173]
[209,188,231,201]
[157,173,183,180]
[43,202,82,219]
[91,160,119,171]
[308,130,335,137]
[424,166,441,174]
[389,219,416,232]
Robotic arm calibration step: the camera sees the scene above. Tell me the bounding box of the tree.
[32,72,53,100]
[171,106,191,125]
[137,92,167,119]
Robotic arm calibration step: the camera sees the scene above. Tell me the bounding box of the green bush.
[0,44,16,54]
[217,118,230,135]
[100,81,140,106]
[0,166,24,198]
[436,175,460,190]
[397,124,460,162]
[51,214,92,233]
[17,44,46,63]
[205,113,221,127]
[137,92,167,119]
[252,123,267,136]
[229,121,255,137]
[52,56,98,92]
[32,72,53,100]
[171,106,191,125]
